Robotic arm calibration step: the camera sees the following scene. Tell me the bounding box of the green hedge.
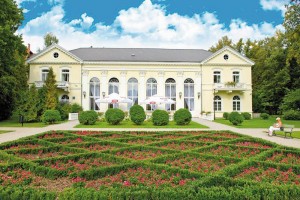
[105,108,125,125]
[129,105,146,125]
[174,109,192,125]
[42,110,61,124]
[79,110,98,125]
[152,109,169,126]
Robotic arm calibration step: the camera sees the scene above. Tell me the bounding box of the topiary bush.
[42,110,61,124]
[260,113,269,120]
[70,103,83,113]
[105,108,125,125]
[228,112,244,126]
[282,110,300,120]
[129,105,146,125]
[152,109,169,126]
[79,110,98,125]
[223,112,229,120]
[241,112,251,120]
[174,108,192,125]
[56,102,71,120]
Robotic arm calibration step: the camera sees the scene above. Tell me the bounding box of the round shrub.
[42,110,61,124]
[283,110,300,120]
[152,109,169,126]
[70,103,83,113]
[56,102,71,120]
[228,112,244,126]
[260,113,269,120]
[174,109,192,125]
[241,112,251,120]
[79,110,98,125]
[129,105,146,125]
[105,108,125,125]
[223,112,229,120]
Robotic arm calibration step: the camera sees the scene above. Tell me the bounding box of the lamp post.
[213,88,216,120]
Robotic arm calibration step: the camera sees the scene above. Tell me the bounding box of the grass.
[214,117,300,128]
[75,120,208,128]
[0,131,11,134]
[0,116,68,128]
[271,131,300,139]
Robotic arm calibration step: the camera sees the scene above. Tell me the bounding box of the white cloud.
[260,0,289,16]
[19,0,284,52]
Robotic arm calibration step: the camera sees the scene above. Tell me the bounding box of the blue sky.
[16,0,289,52]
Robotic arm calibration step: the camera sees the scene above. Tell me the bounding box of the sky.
[16,0,290,52]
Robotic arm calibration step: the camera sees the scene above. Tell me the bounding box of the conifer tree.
[44,67,58,110]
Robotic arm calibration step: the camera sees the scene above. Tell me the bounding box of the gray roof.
[69,48,213,62]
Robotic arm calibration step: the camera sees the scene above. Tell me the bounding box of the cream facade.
[27,44,254,118]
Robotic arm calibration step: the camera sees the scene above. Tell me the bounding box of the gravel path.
[0,118,299,148]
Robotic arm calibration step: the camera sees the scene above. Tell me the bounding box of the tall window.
[184,78,194,111]
[61,95,69,103]
[214,96,222,111]
[90,77,100,110]
[214,71,221,83]
[128,78,138,110]
[42,69,49,81]
[233,71,240,83]
[146,78,157,111]
[61,69,69,82]
[165,78,176,111]
[108,78,119,94]
[233,96,241,111]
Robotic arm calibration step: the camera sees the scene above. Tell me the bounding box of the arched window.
[146,78,157,111]
[61,95,69,103]
[233,96,241,111]
[165,78,176,111]
[90,77,100,110]
[109,78,119,94]
[184,78,194,111]
[128,78,138,110]
[214,96,222,111]
[42,69,49,81]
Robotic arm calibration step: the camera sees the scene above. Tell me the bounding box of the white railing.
[35,81,69,89]
[214,83,246,90]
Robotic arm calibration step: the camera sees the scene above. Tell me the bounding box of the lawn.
[214,117,300,128]
[0,116,67,128]
[0,130,300,199]
[0,131,11,134]
[75,120,208,128]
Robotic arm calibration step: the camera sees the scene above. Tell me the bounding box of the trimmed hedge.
[42,110,61,124]
[105,108,125,125]
[241,112,251,120]
[79,110,98,125]
[283,110,300,120]
[152,110,169,126]
[228,112,244,125]
[174,109,192,125]
[223,112,229,120]
[129,105,146,125]
[260,113,269,120]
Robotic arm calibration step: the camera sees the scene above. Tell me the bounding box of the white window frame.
[146,78,157,111]
[90,77,100,111]
[61,69,70,82]
[165,78,176,111]
[214,71,221,83]
[214,95,222,111]
[184,78,194,111]
[41,67,49,81]
[233,96,241,111]
[127,78,138,110]
[233,71,240,83]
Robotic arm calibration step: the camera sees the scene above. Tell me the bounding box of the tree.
[16,85,39,122]
[0,0,27,120]
[44,67,58,110]
[209,36,235,52]
[280,89,300,112]
[44,33,59,47]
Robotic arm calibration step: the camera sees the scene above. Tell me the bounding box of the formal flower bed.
[83,167,196,189]
[234,165,300,185]
[1,130,300,200]
[265,151,300,165]
[197,145,264,158]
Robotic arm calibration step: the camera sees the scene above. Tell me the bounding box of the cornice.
[82,61,201,67]
[30,62,82,65]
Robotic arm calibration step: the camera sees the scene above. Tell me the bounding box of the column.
[195,71,202,117]
[139,71,146,110]
[157,71,165,110]
[100,70,108,112]
[176,71,184,109]
[81,70,89,111]
[119,71,127,111]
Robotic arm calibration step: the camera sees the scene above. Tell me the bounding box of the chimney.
[27,43,31,55]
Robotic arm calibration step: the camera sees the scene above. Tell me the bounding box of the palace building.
[27,44,254,118]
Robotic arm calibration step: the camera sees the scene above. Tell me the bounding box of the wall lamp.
[179,92,182,99]
[102,92,106,98]
[197,92,201,99]
[83,91,86,98]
